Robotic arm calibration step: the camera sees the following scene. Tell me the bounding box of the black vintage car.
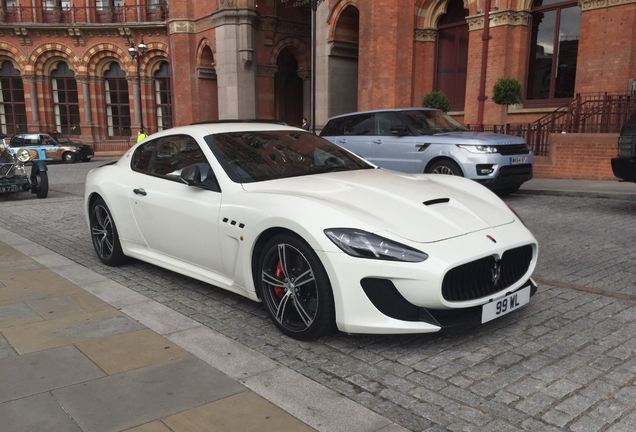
[611,111,636,182]
[9,132,94,163]
[0,134,49,198]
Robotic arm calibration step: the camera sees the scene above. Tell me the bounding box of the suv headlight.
[457,145,498,154]
[324,228,428,262]
[16,148,31,162]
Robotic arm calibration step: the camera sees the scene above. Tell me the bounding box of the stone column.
[211,8,259,119]
[297,68,311,122]
[22,75,41,126]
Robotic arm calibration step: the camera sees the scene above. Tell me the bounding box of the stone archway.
[274,48,304,127]
[327,3,359,119]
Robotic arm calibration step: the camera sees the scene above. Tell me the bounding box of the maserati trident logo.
[491,257,501,287]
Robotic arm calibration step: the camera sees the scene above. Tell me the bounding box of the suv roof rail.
[190,119,287,125]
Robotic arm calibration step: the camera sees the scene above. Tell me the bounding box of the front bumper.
[611,157,636,182]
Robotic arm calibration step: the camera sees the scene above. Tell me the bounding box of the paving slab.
[0,393,83,432]
[76,328,190,375]
[161,392,316,432]
[53,355,248,432]
[0,344,106,403]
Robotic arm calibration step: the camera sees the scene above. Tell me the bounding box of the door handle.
[373,140,382,144]
[336,139,346,144]
[133,188,147,196]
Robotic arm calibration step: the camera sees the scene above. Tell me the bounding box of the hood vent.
[423,198,450,206]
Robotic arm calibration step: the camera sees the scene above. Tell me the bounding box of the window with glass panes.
[104,62,131,137]
[51,62,81,135]
[526,0,580,104]
[0,61,27,135]
[154,62,172,132]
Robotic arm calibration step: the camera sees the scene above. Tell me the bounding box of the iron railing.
[468,93,636,156]
[0,4,168,24]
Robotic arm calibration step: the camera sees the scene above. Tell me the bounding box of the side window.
[320,117,346,136]
[373,112,403,136]
[132,134,210,181]
[9,135,23,147]
[344,114,373,136]
[23,134,39,146]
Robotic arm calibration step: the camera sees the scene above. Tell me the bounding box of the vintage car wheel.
[428,160,463,176]
[258,234,335,340]
[89,197,127,266]
[33,171,49,198]
[63,152,76,163]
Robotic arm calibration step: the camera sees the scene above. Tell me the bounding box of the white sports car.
[85,121,538,340]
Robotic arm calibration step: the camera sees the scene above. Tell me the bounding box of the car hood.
[427,131,527,145]
[241,169,515,243]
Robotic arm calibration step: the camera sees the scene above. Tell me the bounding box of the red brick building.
[1,0,634,166]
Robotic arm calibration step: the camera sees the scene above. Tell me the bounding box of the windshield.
[206,130,373,183]
[400,110,468,134]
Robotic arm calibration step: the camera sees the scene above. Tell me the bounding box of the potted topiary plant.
[492,77,523,131]
[422,91,451,113]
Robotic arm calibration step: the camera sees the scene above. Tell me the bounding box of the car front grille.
[498,144,530,155]
[442,245,533,301]
[0,163,15,178]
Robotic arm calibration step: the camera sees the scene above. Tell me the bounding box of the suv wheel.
[428,160,463,176]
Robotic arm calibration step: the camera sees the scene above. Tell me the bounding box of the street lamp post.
[128,38,147,133]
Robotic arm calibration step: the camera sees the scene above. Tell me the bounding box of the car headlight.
[457,144,498,154]
[324,228,428,262]
[16,148,31,162]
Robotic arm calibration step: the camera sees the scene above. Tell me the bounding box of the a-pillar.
[212,8,259,119]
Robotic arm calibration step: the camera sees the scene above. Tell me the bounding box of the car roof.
[154,122,305,137]
[327,107,438,121]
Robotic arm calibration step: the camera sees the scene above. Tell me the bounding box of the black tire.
[258,233,336,340]
[89,197,127,266]
[62,152,76,163]
[33,171,49,198]
[495,185,521,196]
[428,160,463,176]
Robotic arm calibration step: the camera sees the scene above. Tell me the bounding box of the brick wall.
[534,133,619,180]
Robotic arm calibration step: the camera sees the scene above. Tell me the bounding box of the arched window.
[0,60,27,135]
[104,62,131,137]
[526,0,580,104]
[435,0,468,111]
[51,62,81,135]
[154,62,172,131]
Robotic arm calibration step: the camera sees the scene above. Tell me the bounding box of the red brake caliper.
[274,261,285,299]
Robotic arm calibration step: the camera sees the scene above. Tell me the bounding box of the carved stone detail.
[197,67,217,80]
[466,15,485,31]
[257,65,278,78]
[14,28,31,46]
[118,27,133,45]
[330,41,358,59]
[211,8,260,28]
[580,0,636,10]
[68,28,85,46]
[490,10,531,27]
[170,20,196,34]
[297,68,311,80]
[414,28,437,42]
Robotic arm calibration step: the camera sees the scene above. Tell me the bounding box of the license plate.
[510,156,527,164]
[481,287,530,323]
[0,184,21,193]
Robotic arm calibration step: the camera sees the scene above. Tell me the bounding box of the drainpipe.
[476,0,492,128]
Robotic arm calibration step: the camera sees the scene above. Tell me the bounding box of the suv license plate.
[510,156,528,164]
[481,287,530,323]
[0,184,21,193]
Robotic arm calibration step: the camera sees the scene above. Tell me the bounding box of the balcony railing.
[468,93,636,156]
[0,4,168,24]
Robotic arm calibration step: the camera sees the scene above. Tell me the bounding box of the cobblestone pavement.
[2,160,636,432]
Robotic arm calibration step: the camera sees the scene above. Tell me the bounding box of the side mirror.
[390,125,409,136]
[180,163,221,192]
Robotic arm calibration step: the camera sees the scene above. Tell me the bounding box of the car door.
[39,134,63,161]
[368,112,420,173]
[331,113,375,161]
[128,134,224,274]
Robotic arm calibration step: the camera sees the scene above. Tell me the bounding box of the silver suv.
[320,108,533,195]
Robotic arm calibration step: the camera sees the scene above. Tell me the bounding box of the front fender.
[31,160,48,174]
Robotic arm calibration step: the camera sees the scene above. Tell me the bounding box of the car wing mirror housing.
[180,163,221,192]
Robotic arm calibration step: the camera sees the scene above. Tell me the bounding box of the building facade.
[0,0,635,148]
